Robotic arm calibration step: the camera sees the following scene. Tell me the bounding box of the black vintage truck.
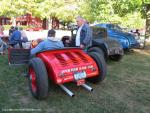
[62,26,124,61]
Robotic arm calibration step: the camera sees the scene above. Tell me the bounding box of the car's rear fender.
[37,48,99,84]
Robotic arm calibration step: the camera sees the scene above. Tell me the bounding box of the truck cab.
[70,26,124,61]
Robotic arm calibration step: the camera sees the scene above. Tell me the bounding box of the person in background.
[61,36,71,47]
[75,16,92,50]
[9,26,15,36]
[131,29,140,40]
[9,26,22,48]
[0,25,8,54]
[134,29,140,36]
[30,29,64,56]
[0,25,4,36]
[20,27,28,43]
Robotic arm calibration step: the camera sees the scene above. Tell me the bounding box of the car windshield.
[107,24,122,31]
[71,27,107,39]
[91,27,107,39]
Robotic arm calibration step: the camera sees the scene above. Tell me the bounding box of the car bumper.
[129,43,140,49]
[108,47,124,56]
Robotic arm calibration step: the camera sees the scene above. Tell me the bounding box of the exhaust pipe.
[81,84,93,91]
[59,84,75,97]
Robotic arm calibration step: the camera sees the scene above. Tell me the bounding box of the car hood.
[108,30,134,39]
[108,30,138,44]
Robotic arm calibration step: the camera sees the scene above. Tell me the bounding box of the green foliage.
[112,0,143,17]
[78,0,145,28]
[121,12,146,28]
[0,0,147,28]
[78,0,112,22]
[0,0,28,17]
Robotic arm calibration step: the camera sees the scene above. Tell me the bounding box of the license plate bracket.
[77,79,85,86]
[74,71,86,80]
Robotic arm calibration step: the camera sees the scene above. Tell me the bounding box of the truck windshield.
[107,24,122,31]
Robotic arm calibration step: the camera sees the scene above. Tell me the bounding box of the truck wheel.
[88,47,104,57]
[110,54,123,61]
[28,58,48,99]
[87,52,107,83]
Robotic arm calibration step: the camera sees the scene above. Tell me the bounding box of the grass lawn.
[0,49,150,113]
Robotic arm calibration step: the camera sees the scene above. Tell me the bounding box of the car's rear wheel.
[87,52,107,83]
[29,58,48,99]
[110,54,123,61]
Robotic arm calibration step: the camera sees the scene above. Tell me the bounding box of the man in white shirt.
[75,16,92,49]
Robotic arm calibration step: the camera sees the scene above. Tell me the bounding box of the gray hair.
[76,16,87,23]
[76,16,84,20]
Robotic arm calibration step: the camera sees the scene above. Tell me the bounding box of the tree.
[145,4,150,38]
[143,3,150,48]
[28,0,78,29]
[78,0,113,22]
[0,0,38,25]
[78,0,144,26]
[0,0,149,32]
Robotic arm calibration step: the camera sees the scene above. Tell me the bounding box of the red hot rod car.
[8,47,106,99]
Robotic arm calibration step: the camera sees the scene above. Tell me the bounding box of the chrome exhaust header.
[81,84,93,91]
[59,84,75,97]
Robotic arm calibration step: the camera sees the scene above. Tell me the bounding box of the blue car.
[95,23,140,50]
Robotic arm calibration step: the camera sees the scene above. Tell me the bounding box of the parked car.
[95,23,140,50]
[63,26,124,61]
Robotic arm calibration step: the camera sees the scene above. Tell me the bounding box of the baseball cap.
[48,29,56,35]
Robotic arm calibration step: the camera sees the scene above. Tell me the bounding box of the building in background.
[0,16,11,25]
[0,14,64,30]
[0,14,46,29]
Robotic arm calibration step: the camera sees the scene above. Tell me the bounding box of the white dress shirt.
[75,25,83,46]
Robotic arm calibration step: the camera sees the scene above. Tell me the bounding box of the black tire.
[87,52,107,83]
[88,47,104,57]
[28,58,48,99]
[110,54,123,61]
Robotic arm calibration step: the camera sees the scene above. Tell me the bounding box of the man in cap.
[30,29,64,56]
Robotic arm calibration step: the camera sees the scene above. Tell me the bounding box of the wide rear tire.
[87,52,107,83]
[28,58,48,99]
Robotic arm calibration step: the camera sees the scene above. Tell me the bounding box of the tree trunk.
[52,17,59,29]
[49,17,52,29]
[11,17,16,26]
[144,4,150,48]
